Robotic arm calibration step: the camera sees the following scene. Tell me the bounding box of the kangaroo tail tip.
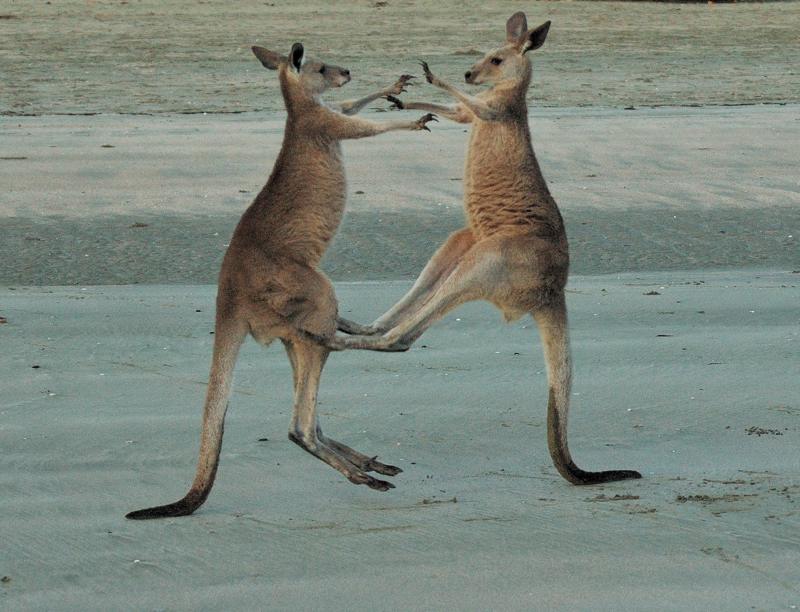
[125,499,200,520]
[573,469,642,485]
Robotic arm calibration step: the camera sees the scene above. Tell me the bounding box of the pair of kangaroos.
[127,12,640,520]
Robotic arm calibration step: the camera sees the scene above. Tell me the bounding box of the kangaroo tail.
[126,319,248,519]
[534,297,641,485]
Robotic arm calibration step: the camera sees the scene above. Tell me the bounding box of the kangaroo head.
[464,13,550,87]
[252,43,351,96]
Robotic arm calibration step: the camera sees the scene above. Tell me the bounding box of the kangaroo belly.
[479,233,569,319]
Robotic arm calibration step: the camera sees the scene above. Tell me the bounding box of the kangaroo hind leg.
[282,340,401,476]
[368,227,475,334]
[336,229,474,337]
[286,341,397,491]
[328,242,501,352]
[337,317,379,336]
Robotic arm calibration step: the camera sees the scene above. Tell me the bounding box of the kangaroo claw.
[416,112,437,131]
[385,94,404,110]
[418,60,435,84]
[389,74,416,95]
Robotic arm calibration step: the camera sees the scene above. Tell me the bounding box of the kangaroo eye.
[490,57,502,66]
[318,65,326,74]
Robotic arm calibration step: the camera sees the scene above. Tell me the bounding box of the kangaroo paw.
[415,113,438,131]
[385,94,404,110]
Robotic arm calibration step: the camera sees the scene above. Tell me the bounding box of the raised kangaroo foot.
[289,432,396,491]
[297,329,409,352]
[385,94,404,109]
[336,317,383,336]
[320,433,403,477]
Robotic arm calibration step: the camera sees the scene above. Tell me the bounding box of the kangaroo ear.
[251,46,283,70]
[506,11,528,43]
[289,42,304,73]
[522,21,551,54]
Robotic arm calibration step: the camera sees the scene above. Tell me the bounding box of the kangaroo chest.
[242,140,347,265]
[464,122,562,239]
[286,142,347,262]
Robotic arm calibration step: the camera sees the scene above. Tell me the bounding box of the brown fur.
[126,43,433,519]
[326,14,641,486]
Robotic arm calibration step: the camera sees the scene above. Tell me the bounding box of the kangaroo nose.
[465,71,472,81]
[342,69,350,77]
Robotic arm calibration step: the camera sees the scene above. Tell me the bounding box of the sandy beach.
[2,105,799,285]
[2,0,800,114]
[1,273,799,610]
[0,272,798,610]
[2,1,800,610]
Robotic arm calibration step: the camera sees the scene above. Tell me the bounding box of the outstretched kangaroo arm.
[385,95,473,124]
[337,91,391,116]
[324,111,436,140]
[419,62,501,121]
[337,75,415,116]
[430,82,499,121]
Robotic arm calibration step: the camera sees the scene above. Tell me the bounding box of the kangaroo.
[126,43,436,519]
[323,14,641,486]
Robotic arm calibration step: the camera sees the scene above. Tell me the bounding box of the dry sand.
[2,105,798,284]
[2,0,800,114]
[1,272,799,610]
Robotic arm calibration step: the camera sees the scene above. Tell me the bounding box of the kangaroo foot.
[337,317,378,335]
[318,432,403,477]
[290,432,397,492]
[365,456,403,477]
[347,470,395,492]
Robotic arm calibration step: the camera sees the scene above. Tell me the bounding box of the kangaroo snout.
[335,68,351,87]
[464,70,472,83]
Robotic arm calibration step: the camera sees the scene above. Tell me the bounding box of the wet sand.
[1,272,798,610]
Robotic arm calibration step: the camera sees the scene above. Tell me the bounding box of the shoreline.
[2,99,798,118]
